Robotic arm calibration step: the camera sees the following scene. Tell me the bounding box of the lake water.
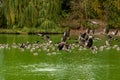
[0,34,120,80]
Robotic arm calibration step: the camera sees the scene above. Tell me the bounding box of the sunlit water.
[0,34,120,80]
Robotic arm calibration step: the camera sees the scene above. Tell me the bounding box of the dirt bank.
[70,28,120,36]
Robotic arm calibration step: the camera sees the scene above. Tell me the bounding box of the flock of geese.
[0,27,120,55]
[57,27,119,51]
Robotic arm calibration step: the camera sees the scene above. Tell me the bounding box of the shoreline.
[0,32,63,35]
[0,29,64,35]
[0,28,120,36]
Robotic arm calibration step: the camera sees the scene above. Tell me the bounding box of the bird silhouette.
[85,36,93,48]
[38,33,52,43]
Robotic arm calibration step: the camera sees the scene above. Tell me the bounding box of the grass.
[0,28,66,34]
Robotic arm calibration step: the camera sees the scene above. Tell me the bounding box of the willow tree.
[0,0,6,28]
[38,0,61,30]
[103,0,120,28]
[2,0,61,30]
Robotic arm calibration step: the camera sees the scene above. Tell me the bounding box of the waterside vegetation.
[0,0,120,33]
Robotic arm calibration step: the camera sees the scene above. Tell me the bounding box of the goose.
[63,29,70,38]
[58,41,66,50]
[85,36,93,48]
[38,33,44,37]
[61,29,70,42]
[78,33,86,46]
[43,35,52,43]
[38,33,52,43]
[112,30,118,36]
[58,41,69,50]
[61,35,67,42]
[20,43,25,48]
[105,39,110,46]
[90,29,95,34]
[78,32,89,46]
[86,28,90,34]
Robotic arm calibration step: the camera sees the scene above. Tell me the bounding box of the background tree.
[1,0,61,30]
[0,0,120,30]
[60,0,120,29]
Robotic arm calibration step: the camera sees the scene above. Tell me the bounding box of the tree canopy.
[0,0,120,30]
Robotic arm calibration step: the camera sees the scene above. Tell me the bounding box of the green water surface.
[0,34,120,80]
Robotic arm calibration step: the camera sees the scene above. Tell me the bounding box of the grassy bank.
[0,28,66,34]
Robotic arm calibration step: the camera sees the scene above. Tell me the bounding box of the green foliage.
[61,0,120,28]
[0,0,120,31]
[1,0,61,30]
[40,19,58,29]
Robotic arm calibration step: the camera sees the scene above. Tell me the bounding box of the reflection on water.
[21,63,59,72]
[2,61,120,80]
[1,52,119,80]
[3,63,111,80]
[33,68,57,72]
